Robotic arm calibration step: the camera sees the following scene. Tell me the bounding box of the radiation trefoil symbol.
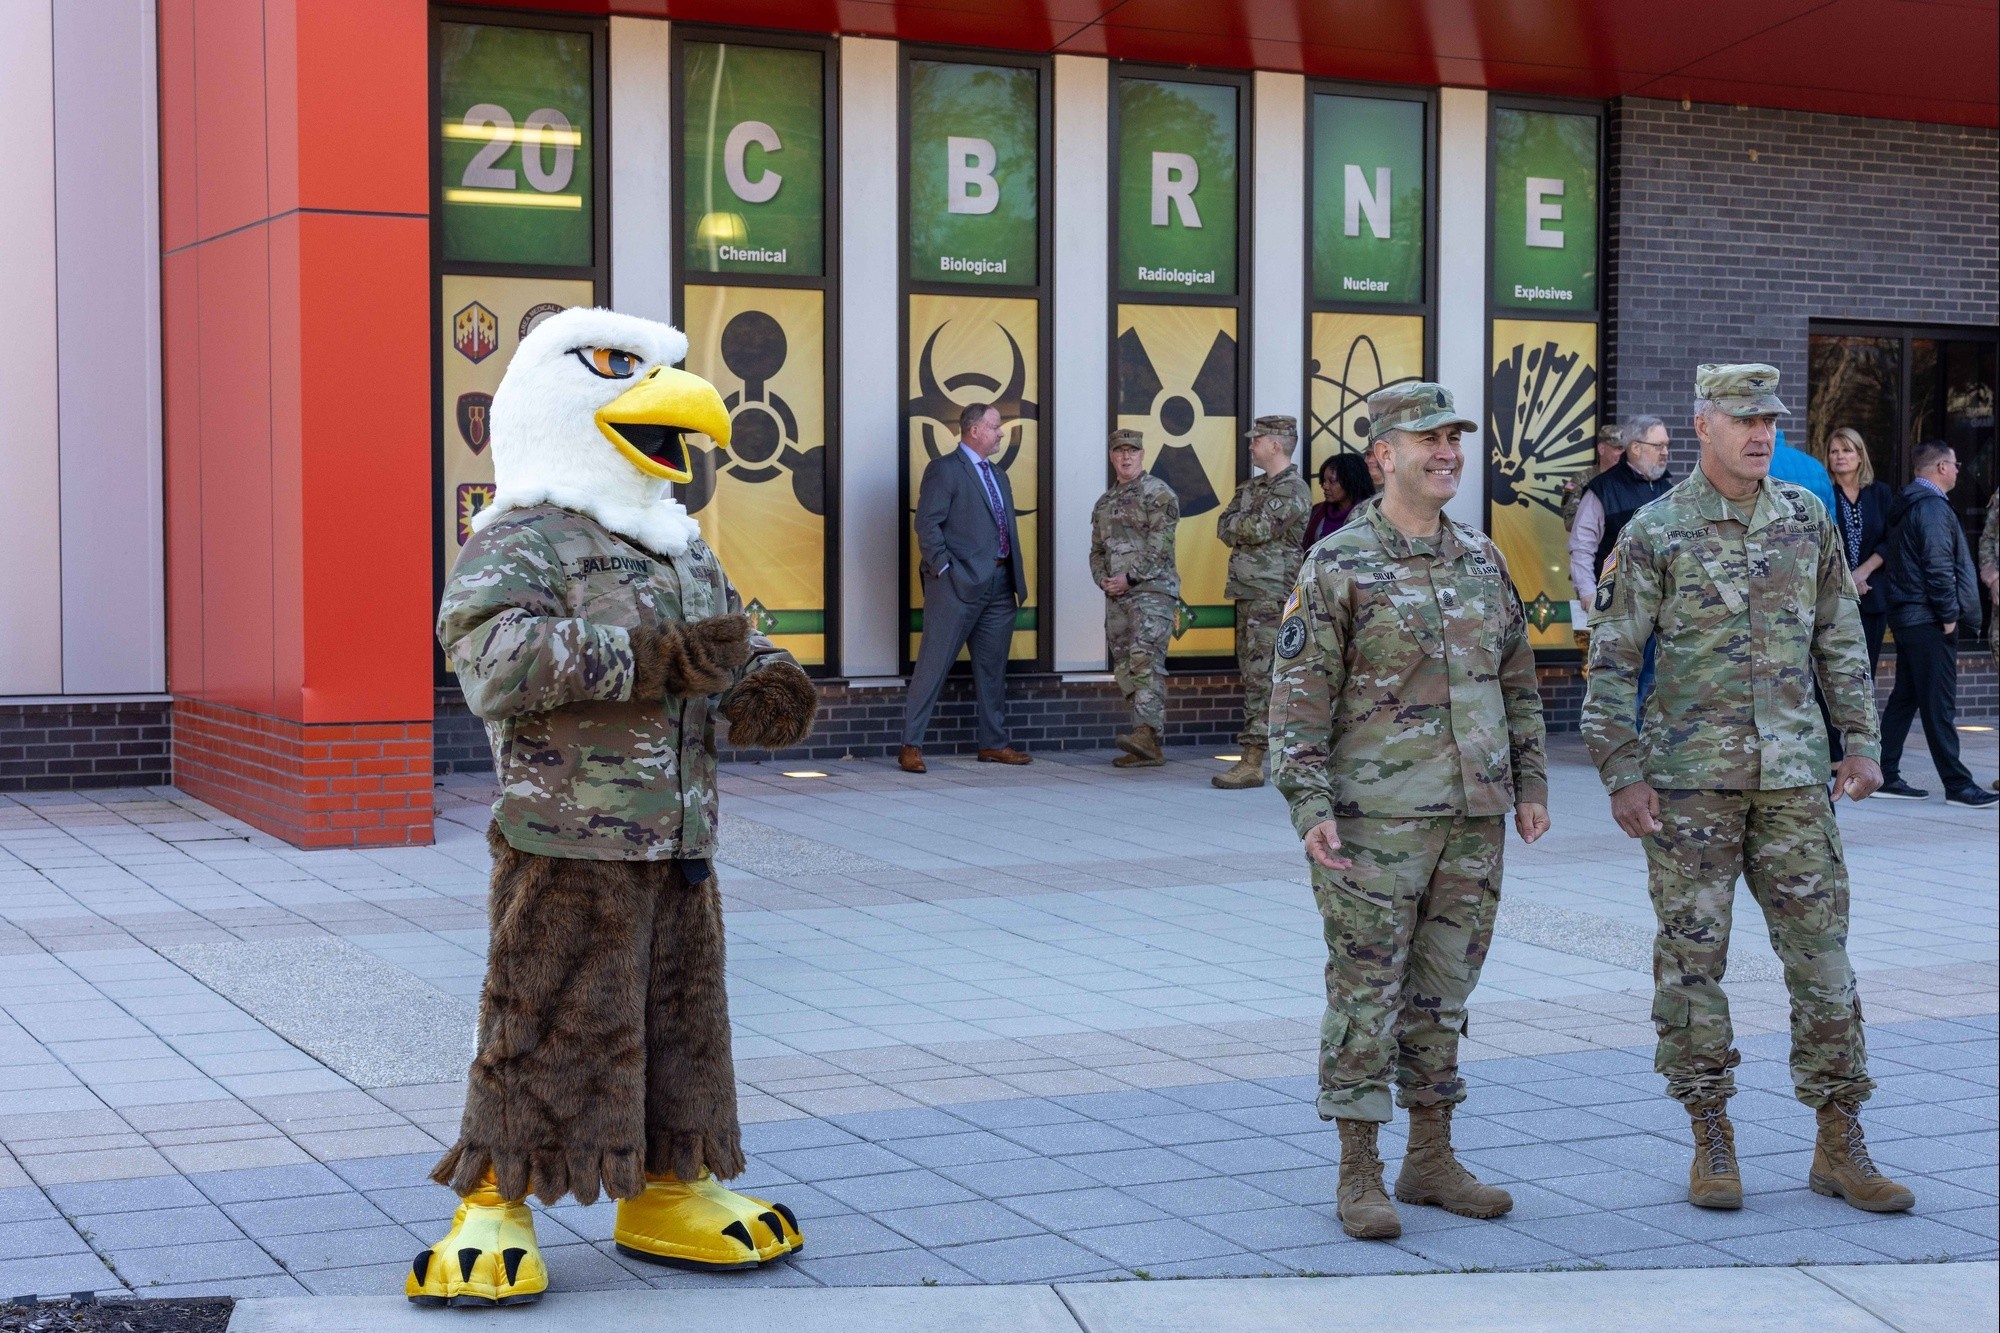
[905,319,1039,506]
[1116,324,1235,517]
[680,310,825,517]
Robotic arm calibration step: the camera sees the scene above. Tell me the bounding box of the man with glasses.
[1570,417,1676,711]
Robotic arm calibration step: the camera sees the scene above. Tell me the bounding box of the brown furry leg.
[431,825,653,1206]
[643,862,746,1181]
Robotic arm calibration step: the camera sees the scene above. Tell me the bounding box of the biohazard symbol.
[1488,338,1597,519]
[1308,334,1420,456]
[1117,325,1234,517]
[680,310,826,517]
[905,319,1039,505]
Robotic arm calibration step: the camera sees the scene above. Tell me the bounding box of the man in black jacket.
[1875,440,1995,807]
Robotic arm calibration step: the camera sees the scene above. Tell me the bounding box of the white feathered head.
[472,307,730,557]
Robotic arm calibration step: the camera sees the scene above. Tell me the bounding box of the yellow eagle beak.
[593,365,731,484]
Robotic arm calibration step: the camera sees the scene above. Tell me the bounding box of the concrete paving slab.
[1805,1259,1999,1332]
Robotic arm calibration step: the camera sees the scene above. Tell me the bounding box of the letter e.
[1525,176,1564,249]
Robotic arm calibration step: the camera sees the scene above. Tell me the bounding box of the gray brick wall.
[1606,97,1998,465]
[0,700,172,792]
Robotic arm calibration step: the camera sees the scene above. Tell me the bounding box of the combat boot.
[1685,1099,1742,1209]
[1211,745,1266,789]
[1334,1119,1401,1239]
[1113,724,1165,767]
[1394,1105,1512,1218]
[1810,1100,1914,1212]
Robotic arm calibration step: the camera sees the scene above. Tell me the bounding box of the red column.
[160,0,435,847]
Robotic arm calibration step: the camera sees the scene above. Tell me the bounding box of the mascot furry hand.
[413,308,816,1307]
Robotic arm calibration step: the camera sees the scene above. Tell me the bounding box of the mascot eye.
[575,347,641,379]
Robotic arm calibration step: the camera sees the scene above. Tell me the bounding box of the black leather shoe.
[1872,779,1929,800]
[1945,788,1998,809]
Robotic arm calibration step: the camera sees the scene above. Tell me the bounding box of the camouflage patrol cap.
[1243,415,1298,442]
[1696,363,1788,417]
[1109,428,1145,452]
[1365,382,1479,441]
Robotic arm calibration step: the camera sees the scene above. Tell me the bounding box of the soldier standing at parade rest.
[1091,429,1182,768]
[1214,415,1312,789]
[1270,382,1550,1241]
[1582,363,1914,1215]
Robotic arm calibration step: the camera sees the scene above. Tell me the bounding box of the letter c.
[724,121,783,204]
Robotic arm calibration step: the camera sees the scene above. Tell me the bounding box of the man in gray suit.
[900,402,1033,773]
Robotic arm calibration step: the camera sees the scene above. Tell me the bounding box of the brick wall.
[171,699,433,847]
[0,700,172,792]
[1606,98,1998,456]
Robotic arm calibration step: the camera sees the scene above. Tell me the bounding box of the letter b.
[947,136,1000,215]
[1151,152,1201,228]
[724,121,783,204]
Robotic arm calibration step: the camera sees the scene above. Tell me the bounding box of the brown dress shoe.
[898,744,927,773]
[977,746,1032,765]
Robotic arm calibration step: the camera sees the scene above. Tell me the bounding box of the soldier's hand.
[1610,781,1663,838]
[1514,802,1550,844]
[1103,574,1130,597]
[1832,755,1883,802]
[1944,621,1957,636]
[1303,820,1352,871]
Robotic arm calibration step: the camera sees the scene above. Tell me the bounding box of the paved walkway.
[0,735,1993,1302]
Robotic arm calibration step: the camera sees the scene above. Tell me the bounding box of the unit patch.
[1277,615,1308,660]
[455,483,496,544]
[519,303,566,340]
[453,302,498,364]
[1594,550,1618,613]
[456,392,494,453]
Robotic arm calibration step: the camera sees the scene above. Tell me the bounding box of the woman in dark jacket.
[1827,427,1895,675]
[1303,452,1376,549]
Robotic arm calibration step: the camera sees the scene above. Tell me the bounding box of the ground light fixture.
[1959,726,1993,733]
[1214,754,1241,762]
[782,770,829,778]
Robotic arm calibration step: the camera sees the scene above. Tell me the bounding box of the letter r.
[1151,152,1201,228]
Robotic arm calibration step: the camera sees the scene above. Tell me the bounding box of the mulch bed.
[0,1299,233,1333]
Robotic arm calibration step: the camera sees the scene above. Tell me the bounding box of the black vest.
[1587,460,1676,579]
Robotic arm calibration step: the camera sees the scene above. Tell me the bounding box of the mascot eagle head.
[472,307,730,557]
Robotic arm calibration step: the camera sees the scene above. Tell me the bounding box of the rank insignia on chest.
[1438,588,1458,609]
[1277,615,1308,660]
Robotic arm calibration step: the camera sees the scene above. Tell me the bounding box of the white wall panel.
[1051,56,1110,672]
[610,17,673,324]
[1250,71,1305,438]
[54,0,164,693]
[0,0,63,696]
[837,37,900,678]
[1437,87,1487,529]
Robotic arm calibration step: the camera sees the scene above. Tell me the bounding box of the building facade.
[2,1,1994,845]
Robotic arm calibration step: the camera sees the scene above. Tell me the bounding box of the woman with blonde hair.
[1827,426,1896,675]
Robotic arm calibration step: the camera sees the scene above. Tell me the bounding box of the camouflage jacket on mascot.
[411,308,818,1307]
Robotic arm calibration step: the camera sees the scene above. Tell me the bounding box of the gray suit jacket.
[914,446,1027,606]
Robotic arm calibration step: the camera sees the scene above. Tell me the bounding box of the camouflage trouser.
[1645,786,1873,1109]
[1312,814,1504,1124]
[1235,596,1285,748]
[1106,591,1174,733]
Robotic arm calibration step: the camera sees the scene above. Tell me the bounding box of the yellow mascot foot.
[614,1171,803,1270]
[406,1180,548,1307]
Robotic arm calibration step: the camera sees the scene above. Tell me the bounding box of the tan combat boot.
[1685,1099,1743,1209]
[1112,724,1165,768]
[1394,1105,1513,1218]
[1334,1119,1401,1239]
[1810,1100,1914,1212]
[1211,744,1265,789]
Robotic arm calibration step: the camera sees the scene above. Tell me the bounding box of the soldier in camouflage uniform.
[1214,415,1312,789]
[1091,429,1182,768]
[1983,489,1999,790]
[1271,382,1549,1241]
[1583,363,1913,1216]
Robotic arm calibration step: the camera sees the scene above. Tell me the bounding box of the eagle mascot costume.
[410,308,818,1306]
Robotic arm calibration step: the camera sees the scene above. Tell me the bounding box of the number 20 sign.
[438,22,594,268]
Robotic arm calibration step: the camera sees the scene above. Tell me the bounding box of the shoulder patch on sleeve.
[1277,615,1308,661]
[1593,549,1618,613]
